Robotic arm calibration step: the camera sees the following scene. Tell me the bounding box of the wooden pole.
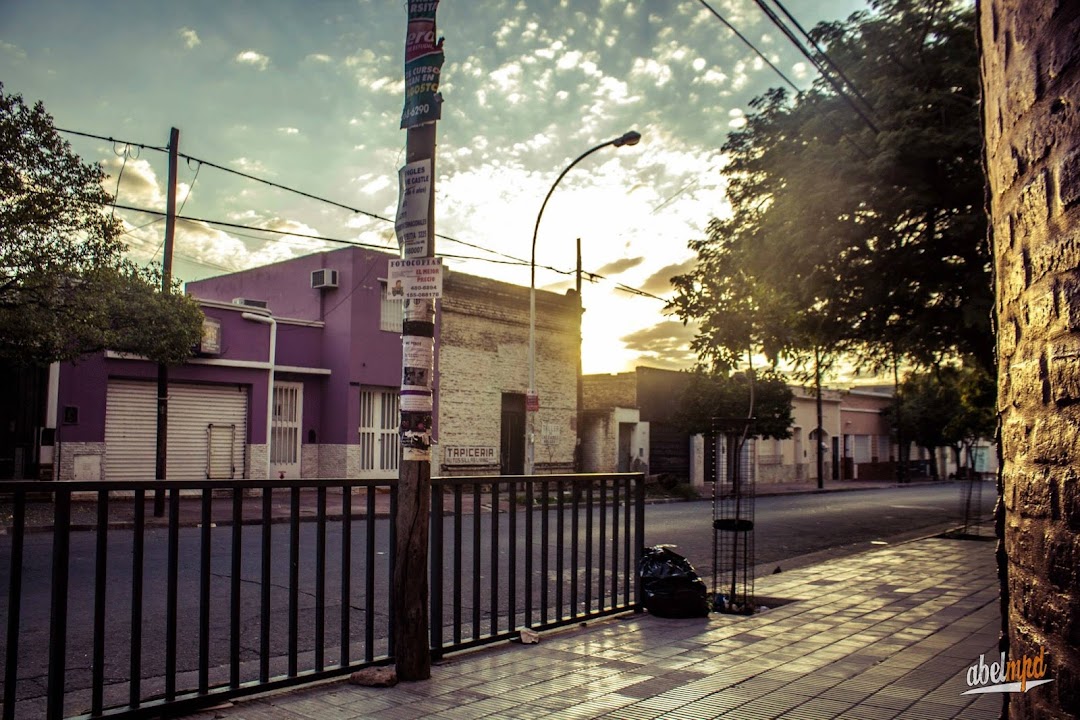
[393,122,436,681]
[393,0,443,679]
[814,346,824,490]
[575,238,583,472]
[154,127,179,517]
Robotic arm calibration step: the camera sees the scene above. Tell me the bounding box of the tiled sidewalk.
[187,537,1003,719]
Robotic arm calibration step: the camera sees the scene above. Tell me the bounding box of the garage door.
[104,380,249,481]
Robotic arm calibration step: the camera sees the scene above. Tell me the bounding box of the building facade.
[49,246,580,481]
[583,366,900,487]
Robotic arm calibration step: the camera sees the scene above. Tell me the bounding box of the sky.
[2,0,871,375]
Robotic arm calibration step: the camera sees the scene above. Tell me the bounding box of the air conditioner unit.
[311,268,339,289]
[232,298,269,309]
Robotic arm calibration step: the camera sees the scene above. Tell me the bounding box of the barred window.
[379,281,403,332]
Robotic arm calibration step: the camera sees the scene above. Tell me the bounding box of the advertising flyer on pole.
[395,159,431,258]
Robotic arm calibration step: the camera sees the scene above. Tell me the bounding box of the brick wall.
[582,373,637,410]
[982,3,1080,717]
[438,273,580,473]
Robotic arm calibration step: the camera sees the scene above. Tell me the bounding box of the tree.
[882,363,995,479]
[669,0,991,377]
[675,367,794,441]
[942,363,996,475]
[0,84,203,365]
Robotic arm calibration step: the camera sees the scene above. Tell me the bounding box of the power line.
[55,127,167,153]
[54,127,525,263]
[51,130,671,301]
[55,126,603,271]
[751,0,879,134]
[695,0,801,93]
[768,0,876,113]
[179,150,537,267]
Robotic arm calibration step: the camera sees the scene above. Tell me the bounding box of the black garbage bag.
[638,545,709,618]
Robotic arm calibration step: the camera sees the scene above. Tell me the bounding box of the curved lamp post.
[526,130,641,476]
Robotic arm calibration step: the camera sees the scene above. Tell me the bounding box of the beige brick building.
[437,271,580,476]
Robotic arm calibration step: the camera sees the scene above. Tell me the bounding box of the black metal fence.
[0,473,644,720]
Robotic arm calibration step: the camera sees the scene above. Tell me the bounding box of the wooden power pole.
[393,0,444,681]
[154,127,179,517]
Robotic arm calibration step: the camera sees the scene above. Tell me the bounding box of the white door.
[271,382,303,479]
[358,386,399,478]
[105,380,248,481]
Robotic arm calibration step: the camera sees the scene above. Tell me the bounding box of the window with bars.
[379,281,403,332]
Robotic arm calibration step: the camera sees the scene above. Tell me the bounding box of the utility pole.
[575,238,583,473]
[393,0,444,681]
[154,127,179,517]
[814,346,824,490]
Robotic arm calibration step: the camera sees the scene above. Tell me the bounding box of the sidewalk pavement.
[183,534,1002,720]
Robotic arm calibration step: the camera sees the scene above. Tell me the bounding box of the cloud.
[101,157,165,208]
[640,259,696,296]
[178,28,200,49]
[595,256,644,275]
[619,320,698,369]
[230,157,273,175]
[1,41,28,61]
[235,50,269,70]
[306,53,332,63]
[277,127,301,135]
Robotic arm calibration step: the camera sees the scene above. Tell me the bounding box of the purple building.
[48,246,582,481]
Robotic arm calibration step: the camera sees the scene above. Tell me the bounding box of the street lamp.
[526,130,641,476]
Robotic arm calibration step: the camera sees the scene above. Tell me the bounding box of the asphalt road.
[643,481,997,585]
[0,481,996,716]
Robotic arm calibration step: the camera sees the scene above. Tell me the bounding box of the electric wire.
[768,0,876,114]
[50,130,671,302]
[55,126,645,274]
[751,0,879,133]
[148,158,202,264]
[695,0,801,93]
[55,127,167,153]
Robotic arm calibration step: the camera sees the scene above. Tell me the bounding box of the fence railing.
[430,474,645,656]
[0,473,644,720]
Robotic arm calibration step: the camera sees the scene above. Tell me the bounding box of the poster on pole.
[388,257,443,300]
[401,0,444,129]
[395,159,431,258]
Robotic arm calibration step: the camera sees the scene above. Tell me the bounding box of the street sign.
[526,391,539,412]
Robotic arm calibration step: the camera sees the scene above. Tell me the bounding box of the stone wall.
[56,442,106,481]
[981,2,1080,717]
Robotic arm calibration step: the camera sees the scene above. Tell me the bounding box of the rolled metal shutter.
[105,380,249,481]
[104,380,157,481]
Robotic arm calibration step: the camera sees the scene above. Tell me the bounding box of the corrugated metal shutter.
[105,380,248,481]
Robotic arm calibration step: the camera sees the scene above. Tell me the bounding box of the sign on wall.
[443,446,498,465]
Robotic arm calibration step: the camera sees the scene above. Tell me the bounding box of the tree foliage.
[883,363,996,477]
[0,83,203,365]
[674,368,794,441]
[668,0,991,377]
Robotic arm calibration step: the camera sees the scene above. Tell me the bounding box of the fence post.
[634,473,645,612]
[430,480,444,659]
[46,491,71,720]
